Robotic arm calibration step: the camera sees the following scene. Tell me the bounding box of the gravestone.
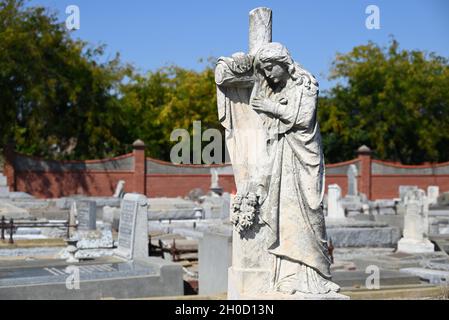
[399,185,418,202]
[198,224,233,295]
[210,168,223,195]
[115,193,149,260]
[0,174,8,198]
[427,186,439,206]
[347,164,358,196]
[328,184,346,220]
[397,189,435,253]
[76,200,96,231]
[217,7,346,299]
[0,257,184,299]
[68,202,77,239]
[113,180,125,198]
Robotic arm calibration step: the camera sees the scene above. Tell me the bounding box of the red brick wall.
[5,142,449,200]
[15,171,134,198]
[146,174,236,198]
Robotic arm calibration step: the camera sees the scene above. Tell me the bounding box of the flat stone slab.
[0,200,31,219]
[400,267,449,284]
[0,257,183,300]
[352,252,449,271]
[55,197,120,210]
[326,218,388,228]
[332,270,421,289]
[327,226,400,247]
[231,291,350,300]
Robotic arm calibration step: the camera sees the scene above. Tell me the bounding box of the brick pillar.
[3,142,16,192]
[133,139,146,195]
[357,145,372,200]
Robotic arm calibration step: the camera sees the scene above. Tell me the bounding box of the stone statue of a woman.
[216,41,343,298]
[250,42,340,295]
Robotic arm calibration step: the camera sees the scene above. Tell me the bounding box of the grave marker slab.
[76,201,96,231]
[115,193,149,260]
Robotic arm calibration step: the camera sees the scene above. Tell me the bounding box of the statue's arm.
[215,56,254,88]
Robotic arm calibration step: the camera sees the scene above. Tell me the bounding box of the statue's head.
[255,42,295,86]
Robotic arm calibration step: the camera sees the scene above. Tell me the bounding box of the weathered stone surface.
[328,184,346,219]
[218,7,344,299]
[76,200,96,231]
[399,186,418,201]
[400,267,449,284]
[113,180,125,198]
[115,193,149,260]
[0,200,31,219]
[76,229,113,249]
[347,164,358,196]
[427,186,439,206]
[326,226,400,248]
[397,189,434,254]
[198,226,232,295]
[102,205,120,230]
[0,258,183,300]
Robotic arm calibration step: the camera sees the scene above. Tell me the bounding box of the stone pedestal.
[397,189,435,254]
[397,238,435,254]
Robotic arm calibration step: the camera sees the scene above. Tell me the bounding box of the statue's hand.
[251,96,278,115]
[230,52,254,74]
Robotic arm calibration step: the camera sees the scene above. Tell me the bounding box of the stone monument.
[397,189,435,254]
[427,186,439,206]
[216,7,345,299]
[327,184,346,220]
[115,193,149,260]
[113,180,125,198]
[76,200,97,231]
[347,164,358,197]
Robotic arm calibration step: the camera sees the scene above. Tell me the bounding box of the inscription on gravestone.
[115,193,149,260]
[77,201,96,231]
[117,200,137,251]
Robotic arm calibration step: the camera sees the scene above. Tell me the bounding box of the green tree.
[319,38,449,164]
[120,64,220,161]
[0,0,131,159]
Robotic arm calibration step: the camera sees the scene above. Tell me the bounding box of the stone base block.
[0,186,9,197]
[0,175,7,186]
[227,267,349,300]
[397,238,435,254]
[227,267,271,299]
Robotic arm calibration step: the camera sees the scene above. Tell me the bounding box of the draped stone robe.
[253,70,332,279]
[216,57,332,289]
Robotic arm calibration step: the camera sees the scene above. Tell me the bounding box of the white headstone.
[115,193,149,260]
[397,189,434,254]
[68,202,77,238]
[427,186,439,205]
[347,164,358,196]
[76,200,97,231]
[399,185,418,202]
[113,180,125,198]
[327,184,346,219]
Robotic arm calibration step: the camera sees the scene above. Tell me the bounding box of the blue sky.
[29,0,449,91]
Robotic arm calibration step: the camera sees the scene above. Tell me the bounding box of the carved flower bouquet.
[231,192,259,234]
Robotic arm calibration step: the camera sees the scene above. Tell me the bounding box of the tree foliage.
[319,39,449,164]
[119,64,219,161]
[0,0,131,159]
[2,1,449,165]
